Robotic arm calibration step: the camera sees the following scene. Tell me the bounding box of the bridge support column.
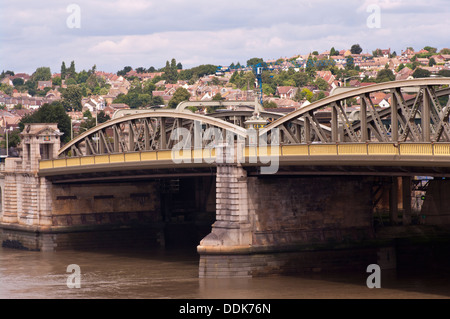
[197,157,253,277]
[390,177,399,224]
[1,124,60,228]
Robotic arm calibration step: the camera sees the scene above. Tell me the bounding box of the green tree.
[163,59,179,84]
[412,68,431,78]
[97,110,111,124]
[168,87,191,108]
[247,57,264,68]
[66,61,76,79]
[263,100,277,108]
[12,78,24,87]
[52,76,62,86]
[6,130,21,148]
[350,44,363,55]
[423,46,437,54]
[315,78,329,91]
[429,57,436,66]
[151,96,164,106]
[292,72,310,87]
[376,69,395,83]
[212,93,223,101]
[330,47,339,56]
[31,67,52,82]
[438,69,450,77]
[61,62,67,79]
[396,63,406,72]
[117,66,132,76]
[345,56,354,70]
[19,102,71,143]
[83,110,92,119]
[61,85,83,111]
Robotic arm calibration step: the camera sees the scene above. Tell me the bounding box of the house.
[1,77,13,86]
[395,67,414,81]
[276,86,298,99]
[37,81,52,90]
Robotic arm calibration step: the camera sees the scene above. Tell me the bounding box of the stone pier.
[197,144,378,278]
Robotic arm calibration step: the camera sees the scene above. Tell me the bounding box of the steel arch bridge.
[39,78,450,177]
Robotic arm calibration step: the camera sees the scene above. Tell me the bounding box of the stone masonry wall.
[248,175,375,249]
[50,181,161,227]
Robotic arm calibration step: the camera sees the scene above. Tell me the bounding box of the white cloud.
[0,0,449,73]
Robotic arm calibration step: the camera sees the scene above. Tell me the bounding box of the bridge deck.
[39,142,450,178]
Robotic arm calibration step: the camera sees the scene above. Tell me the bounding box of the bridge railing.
[281,142,449,157]
[39,142,450,171]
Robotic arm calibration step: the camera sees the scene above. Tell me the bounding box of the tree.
[330,47,339,56]
[12,78,24,87]
[117,66,132,76]
[163,59,179,84]
[246,57,264,68]
[376,69,395,83]
[67,61,76,79]
[291,72,310,87]
[151,96,164,106]
[396,63,406,72]
[423,46,437,54]
[263,101,278,109]
[61,85,83,111]
[412,68,431,78]
[31,67,52,82]
[438,69,450,77]
[168,87,191,108]
[315,78,329,91]
[97,110,111,124]
[83,110,92,119]
[372,49,382,57]
[61,62,67,79]
[52,76,62,86]
[19,102,71,143]
[350,44,363,55]
[345,56,354,70]
[429,57,436,67]
[6,130,21,148]
[212,93,223,101]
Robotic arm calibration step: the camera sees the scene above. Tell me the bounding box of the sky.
[1,0,449,75]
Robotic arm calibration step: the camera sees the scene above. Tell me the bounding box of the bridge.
[39,78,450,178]
[2,78,450,277]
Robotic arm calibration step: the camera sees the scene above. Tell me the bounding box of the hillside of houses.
[0,45,449,145]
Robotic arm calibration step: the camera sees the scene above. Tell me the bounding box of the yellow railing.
[39,143,450,170]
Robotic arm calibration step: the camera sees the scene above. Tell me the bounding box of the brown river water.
[1,245,449,300]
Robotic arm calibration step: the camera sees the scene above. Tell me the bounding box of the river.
[1,245,449,300]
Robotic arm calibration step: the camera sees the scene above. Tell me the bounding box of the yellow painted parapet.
[399,143,432,155]
[367,143,398,155]
[281,145,309,156]
[337,143,367,155]
[38,143,450,171]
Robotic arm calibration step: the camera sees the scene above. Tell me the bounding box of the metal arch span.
[58,110,248,157]
[260,78,450,144]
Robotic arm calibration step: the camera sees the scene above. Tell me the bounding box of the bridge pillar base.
[199,172,378,278]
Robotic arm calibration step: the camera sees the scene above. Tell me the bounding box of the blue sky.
[1,0,449,74]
